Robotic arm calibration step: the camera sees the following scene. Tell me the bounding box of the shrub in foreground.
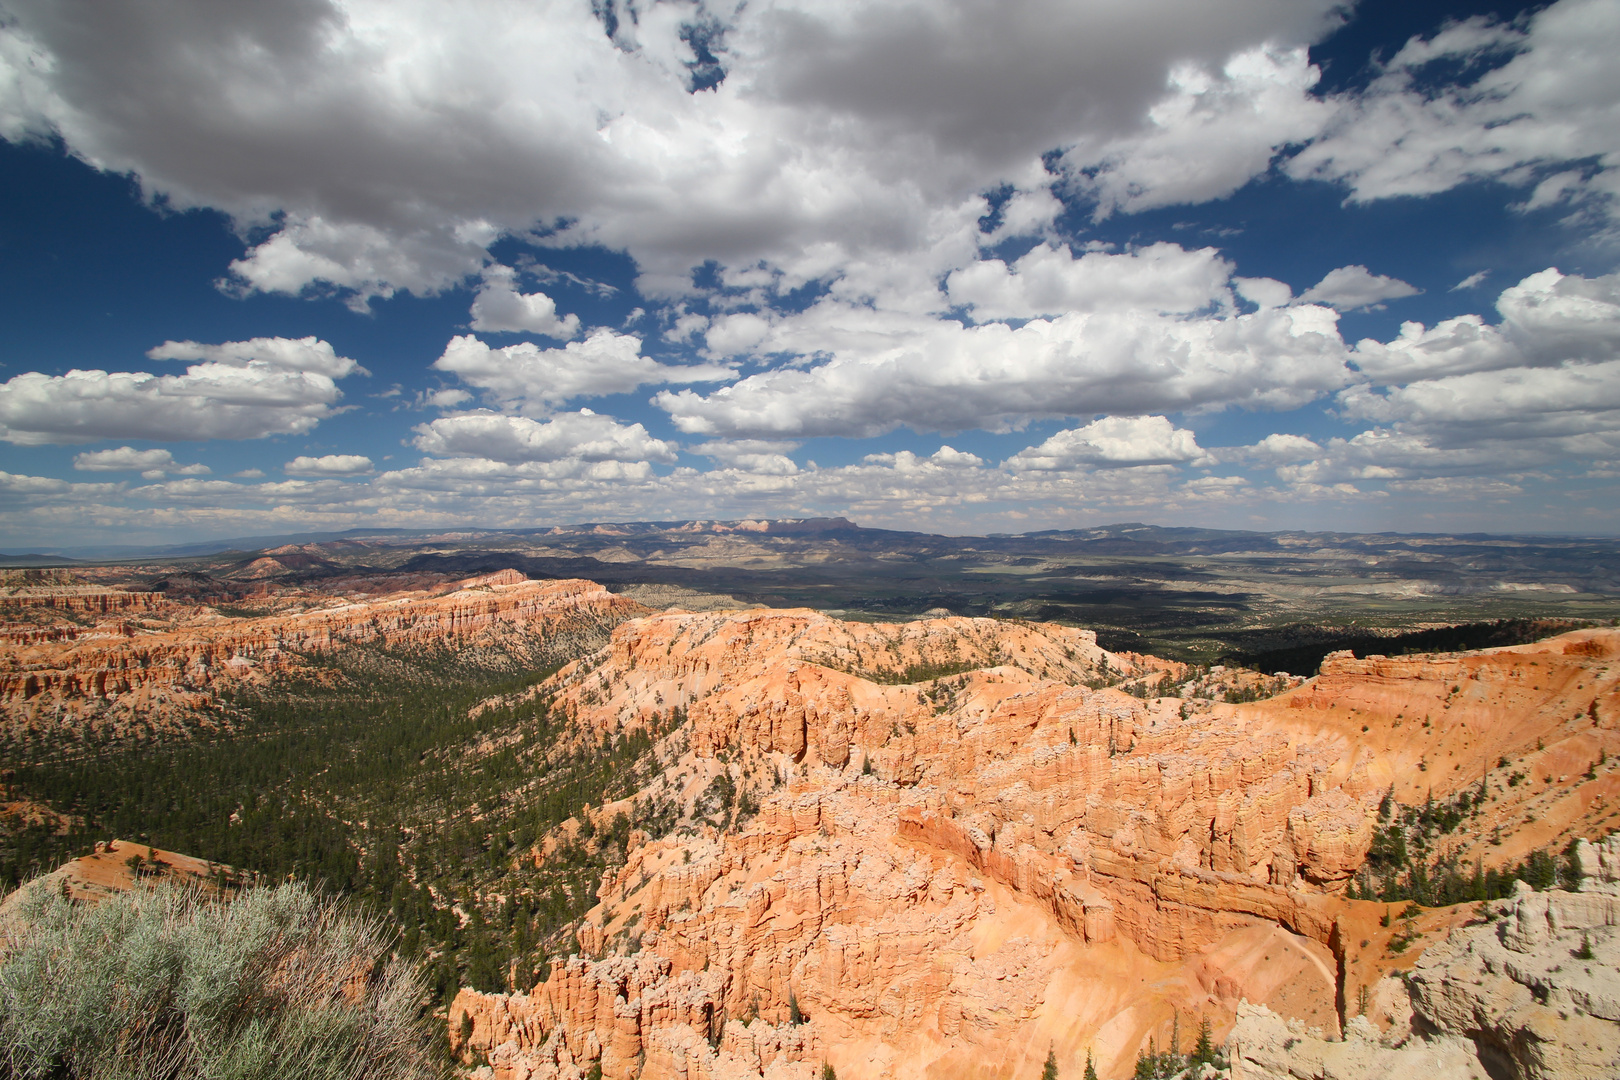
[0,880,440,1080]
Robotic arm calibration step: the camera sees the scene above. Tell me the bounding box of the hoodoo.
[0,572,645,742]
[446,610,1620,1079]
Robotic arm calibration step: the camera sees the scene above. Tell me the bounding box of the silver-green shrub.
[0,880,441,1080]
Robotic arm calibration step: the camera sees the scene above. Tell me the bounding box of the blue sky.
[2,0,1619,547]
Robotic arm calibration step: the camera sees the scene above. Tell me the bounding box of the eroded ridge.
[447,611,1620,1080]
[0,571,645,743]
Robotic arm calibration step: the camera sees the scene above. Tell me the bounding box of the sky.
[2,0,1619,548]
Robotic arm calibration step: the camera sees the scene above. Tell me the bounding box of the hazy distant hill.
[12,518,1620,662]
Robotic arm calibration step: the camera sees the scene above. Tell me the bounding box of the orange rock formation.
[0,571,645,742]
[454,612,1620,1080]
[10,574,1617,1079]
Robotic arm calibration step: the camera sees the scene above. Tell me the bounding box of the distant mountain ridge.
[8,518,1617,666]
[15,516,1620,563]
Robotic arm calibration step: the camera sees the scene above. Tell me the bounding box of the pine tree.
[1134,1038,1157,1080]
[1191,1016,1215,1066]
[1042,1047,1059,1080]
[1084,1050,1100,1080]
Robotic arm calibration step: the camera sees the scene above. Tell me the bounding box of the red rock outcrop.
[451,954,820,1080]
[445,612,1366,1078]
[0,838,245,939]
[0,585,171,616]
[1263,627,1620,871]
[0,571,645,742]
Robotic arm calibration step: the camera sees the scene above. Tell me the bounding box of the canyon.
[14,519,1617,668]
[3,563,1619,1078]
[448,599,1620,1080]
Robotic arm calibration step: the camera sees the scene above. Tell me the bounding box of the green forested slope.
[1,641,674,1003]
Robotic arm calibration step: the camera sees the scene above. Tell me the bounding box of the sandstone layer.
[1264,629,1620,870]
[9,577,1618,1079]
[450,615,1620,1080]
[448,617,1380,1077]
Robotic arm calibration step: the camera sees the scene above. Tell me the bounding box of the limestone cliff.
[1232,854,1620,1080]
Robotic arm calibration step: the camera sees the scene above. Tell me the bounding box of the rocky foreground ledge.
[1233,865,1620,1079]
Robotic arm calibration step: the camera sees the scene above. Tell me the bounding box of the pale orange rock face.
[0,572,645,742]
[462,612,1500,1080]
[0,585,172,621]
[1261,628,1620,868]
[455,615,1620,1080]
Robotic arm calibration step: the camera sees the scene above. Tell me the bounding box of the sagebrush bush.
[0,880,441,1080]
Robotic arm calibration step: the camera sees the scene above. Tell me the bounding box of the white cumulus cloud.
[1289,266,1620,487]
[284,454,375,477]
[1226,431,1323,465]
[432,331,734,414]
[147,336,366,378]
[376,455,659,492]
[0,341,357,446]
[1065,44,1334,219]
[1341,360,1620,440]
[73,446,175,472]
[0,0,1344,306]
[1005,416,1208,471]
[1352,268,1620,382]
[657,304,1353,438]
[1495,268,1620,365]
[946,243,1231,320]
[1276,428,1558,486]
[1296,265,1420,311]
[0,470,121,497]
[1288,0,1620,221]
[468,264,581,337]
[411,410,678,465]
[704,314,775,358]
[692,439,801,475]
[72,446,213,478]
